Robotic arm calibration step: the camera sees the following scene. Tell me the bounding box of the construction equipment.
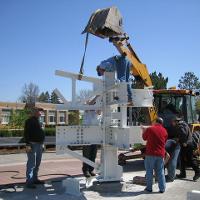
[83,6,152,88]
[82,6,156,125]
[82,6,200,129]
[82,6,200,164]
[55,8,200,186]
[154,89,200,131]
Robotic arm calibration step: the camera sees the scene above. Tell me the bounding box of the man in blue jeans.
[142,117,168,193]
[96,54,133,103]
[165,139,180,182]
[24,107,45,188]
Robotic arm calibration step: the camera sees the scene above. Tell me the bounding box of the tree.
[44,91,50,102]
[19,82,39,103]
[50,91,61,104]
[38,91,50,103]
[178,72,200,90]
[150,71,168,89]
[68,110,80,125]
[9,109,29,129]
[76,89,93,103]
[38,92,46,102]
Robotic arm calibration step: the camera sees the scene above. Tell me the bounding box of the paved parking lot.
[0,152,200,200]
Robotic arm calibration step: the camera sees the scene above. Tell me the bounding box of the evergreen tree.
[178,72,200,90]
[50,91,60,104]
[44,91,50,102]
[150,71,168,89]
[38,92,46,102]
[38,91,50,103]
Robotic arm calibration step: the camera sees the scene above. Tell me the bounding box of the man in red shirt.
[142,117,168,193]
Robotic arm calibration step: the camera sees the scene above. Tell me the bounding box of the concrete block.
[62,178,81,196]
[187,190,200,200]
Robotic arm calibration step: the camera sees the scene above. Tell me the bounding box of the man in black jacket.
[24,107,45,188]
[173,117,200,181]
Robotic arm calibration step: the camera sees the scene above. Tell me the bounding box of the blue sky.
[0,0,200,102]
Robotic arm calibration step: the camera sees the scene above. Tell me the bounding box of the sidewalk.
[0,151,82,185]
[0,152,200,200]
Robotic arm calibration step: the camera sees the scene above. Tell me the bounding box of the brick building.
[0,101,68,126]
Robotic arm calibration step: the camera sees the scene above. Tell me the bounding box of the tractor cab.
[153,89,199,132]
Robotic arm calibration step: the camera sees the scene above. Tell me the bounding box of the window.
[1,110,11,125]
[48,111,56,124]
[40,114,45,124]
[186,95,198,123]
[59,112,65,124]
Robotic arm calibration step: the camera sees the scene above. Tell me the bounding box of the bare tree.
[76,89,93,103]
[19,82,40,103]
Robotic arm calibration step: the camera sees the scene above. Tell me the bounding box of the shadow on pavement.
[0,176,83,200]
[122,159,145,172]
[0,176,149,200]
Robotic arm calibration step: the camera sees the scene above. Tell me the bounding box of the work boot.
[90,171,96,176]
[176,173,186,179]
[34,179,45,184]
[83,171,91,178]
[165,175,174,183]
[193,173,200,181]
[144,188,152,192]
[26,183,36,189]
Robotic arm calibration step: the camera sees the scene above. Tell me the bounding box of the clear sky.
[0,0,200,102]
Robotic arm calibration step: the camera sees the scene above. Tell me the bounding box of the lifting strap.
[78,32,89,80]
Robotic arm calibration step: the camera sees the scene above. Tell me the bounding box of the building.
[0,101,68,126]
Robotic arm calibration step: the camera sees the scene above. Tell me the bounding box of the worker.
[142,117,168,193]
[192,130,200,156]
[96,54,133,103]
[172,117,200,181]
[82,95,102,178]
[165,139,180,182]
[24,107,45,188]
[159,103,177,132]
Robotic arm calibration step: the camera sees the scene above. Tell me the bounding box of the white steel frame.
[55,69,153,182]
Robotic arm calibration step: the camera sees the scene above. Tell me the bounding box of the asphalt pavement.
[0,151,200,200]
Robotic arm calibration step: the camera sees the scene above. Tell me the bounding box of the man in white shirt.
[82,96,101,178]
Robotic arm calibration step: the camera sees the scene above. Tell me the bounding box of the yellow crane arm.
[82,6,157,123]
[109,36,156,123]
[110,36,152,88]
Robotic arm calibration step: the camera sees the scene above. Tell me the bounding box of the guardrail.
[0,136,56,151]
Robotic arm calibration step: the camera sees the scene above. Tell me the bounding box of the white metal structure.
[55,69,153,182]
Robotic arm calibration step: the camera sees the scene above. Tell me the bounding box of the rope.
[78,32,89,80]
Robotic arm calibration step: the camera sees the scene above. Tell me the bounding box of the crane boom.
[110,36,152,88]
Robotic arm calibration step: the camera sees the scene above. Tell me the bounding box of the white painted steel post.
[99,72,123,182]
